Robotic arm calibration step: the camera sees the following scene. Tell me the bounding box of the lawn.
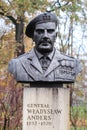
[71,127,87,130]
[70,105,87,130]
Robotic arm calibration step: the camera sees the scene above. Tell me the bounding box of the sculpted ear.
[55,32,57,40]
[56,32,57,37]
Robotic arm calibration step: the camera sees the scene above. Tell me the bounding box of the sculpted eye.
[47,29,55,34]
[35,29,44,34]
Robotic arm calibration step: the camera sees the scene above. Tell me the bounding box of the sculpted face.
[33,22,57,54]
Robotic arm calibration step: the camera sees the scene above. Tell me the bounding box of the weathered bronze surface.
[8,12,81,83]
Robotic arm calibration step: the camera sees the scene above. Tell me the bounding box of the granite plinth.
[23,87,70,130]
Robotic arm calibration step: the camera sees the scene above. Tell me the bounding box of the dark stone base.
[30,82,63,87]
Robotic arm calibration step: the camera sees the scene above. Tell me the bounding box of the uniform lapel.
[20,49,43,77]
[30,51,43,73]
[44,50,61,76]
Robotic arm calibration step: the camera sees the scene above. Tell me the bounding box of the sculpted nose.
[43,30,48,38]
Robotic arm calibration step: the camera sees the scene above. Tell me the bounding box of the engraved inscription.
[26,103,62,126]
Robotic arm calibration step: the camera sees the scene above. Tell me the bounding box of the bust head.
[25,12,58,55]
[33,22,57,54]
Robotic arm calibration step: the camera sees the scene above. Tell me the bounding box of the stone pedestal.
[23,87,70,130]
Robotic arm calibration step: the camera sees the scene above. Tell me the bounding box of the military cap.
[25,12,58,38]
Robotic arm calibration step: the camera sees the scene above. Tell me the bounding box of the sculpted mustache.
[39,39,51,43]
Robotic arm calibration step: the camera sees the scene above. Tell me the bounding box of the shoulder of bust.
[55,49,75,61]
[12,49,34,61]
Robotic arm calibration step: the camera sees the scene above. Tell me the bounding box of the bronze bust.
[8,12,81,83]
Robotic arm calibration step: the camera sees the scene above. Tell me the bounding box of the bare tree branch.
[47,0,70,12]
[0,11,16,25]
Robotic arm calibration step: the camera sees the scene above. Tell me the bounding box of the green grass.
[70,105,87,130]
[70,127,87,130]
[71,105,87,119]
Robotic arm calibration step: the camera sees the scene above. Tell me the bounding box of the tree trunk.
[15,16,25,56]
[3,115,7,130]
